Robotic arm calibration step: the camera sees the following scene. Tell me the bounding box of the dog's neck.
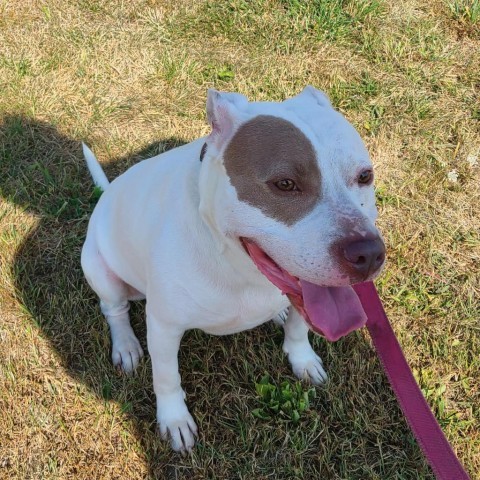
[198,150,273,287]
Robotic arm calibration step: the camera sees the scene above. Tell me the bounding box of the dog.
[81,86,385,453]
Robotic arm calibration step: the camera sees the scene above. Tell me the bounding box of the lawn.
[0,0,479,478]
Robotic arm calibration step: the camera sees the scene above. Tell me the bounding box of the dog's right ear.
[206,89,248,151]
[300,85,331,107]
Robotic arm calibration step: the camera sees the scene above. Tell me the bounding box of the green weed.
[253,375,316,424]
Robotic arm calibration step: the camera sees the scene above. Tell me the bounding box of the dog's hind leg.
[282,307,327,385]
[81,238,144,373]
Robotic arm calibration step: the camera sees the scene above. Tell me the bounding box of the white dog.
[81,87,385,453]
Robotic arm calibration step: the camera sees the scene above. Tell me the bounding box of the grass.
[0,0,479,478]
[448,0,480,24]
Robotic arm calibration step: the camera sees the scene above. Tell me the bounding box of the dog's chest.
[194,285,289,335]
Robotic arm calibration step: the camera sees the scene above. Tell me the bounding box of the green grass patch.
[175,0,384,52]
[447,0,480,23]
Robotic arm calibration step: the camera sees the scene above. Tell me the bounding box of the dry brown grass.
[1,0,479,478]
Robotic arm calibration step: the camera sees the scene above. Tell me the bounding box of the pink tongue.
[300,280,367,341]
[242,239,367,341]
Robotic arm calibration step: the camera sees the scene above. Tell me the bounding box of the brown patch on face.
[223,115,321,226]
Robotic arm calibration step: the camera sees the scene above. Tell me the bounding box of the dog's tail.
[82,142,110,191]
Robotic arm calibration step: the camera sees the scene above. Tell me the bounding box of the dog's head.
[199,87,385,340]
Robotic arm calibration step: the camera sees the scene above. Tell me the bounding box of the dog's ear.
[300,85,331,107]
[206,89,248,149]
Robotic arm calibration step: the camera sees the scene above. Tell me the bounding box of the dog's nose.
[343,237,385,277]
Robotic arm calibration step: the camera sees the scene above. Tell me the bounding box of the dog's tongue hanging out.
[242,239,367,341]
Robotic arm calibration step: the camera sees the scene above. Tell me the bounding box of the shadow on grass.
[0,115,195,478]
[0,115,433,479]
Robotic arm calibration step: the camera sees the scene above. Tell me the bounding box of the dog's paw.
[111,331,144,373]
[284,344,327,385]
[272,307,289,326]
[157,393,198,454]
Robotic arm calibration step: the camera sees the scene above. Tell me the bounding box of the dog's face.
[202,87,385,290]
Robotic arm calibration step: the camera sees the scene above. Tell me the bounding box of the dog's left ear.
[206,89,248,150]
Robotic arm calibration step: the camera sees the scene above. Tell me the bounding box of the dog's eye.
[274,179,298,192]
[358,169,373,185]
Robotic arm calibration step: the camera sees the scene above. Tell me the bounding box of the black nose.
[343,237,385,277]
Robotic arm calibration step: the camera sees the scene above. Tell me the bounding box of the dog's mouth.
[241,238,367,341]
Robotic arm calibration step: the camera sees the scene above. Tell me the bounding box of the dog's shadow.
[1,115,200,477]
[1,115,432,479]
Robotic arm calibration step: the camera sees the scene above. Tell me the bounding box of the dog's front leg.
[147,313,197,454]
[282,307,327,385]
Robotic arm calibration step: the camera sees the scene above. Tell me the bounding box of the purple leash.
[353,282,470,480]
